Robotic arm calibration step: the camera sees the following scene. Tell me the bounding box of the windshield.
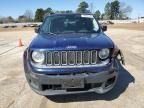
[41,14,100,34]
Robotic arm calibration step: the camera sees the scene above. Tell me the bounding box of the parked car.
[23,25,28,28]
[11,25,17,28]
[3,26,9,28]
[28,24,38,27]
[23,13,125,96]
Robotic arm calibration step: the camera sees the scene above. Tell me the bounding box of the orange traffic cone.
[19,38,24,47]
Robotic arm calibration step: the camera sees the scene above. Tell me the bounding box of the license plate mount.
[62,78,84,89]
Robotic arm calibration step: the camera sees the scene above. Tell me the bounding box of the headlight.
[32,51,45,63]
[98,48,110,59]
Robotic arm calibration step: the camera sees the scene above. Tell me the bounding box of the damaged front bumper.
[24,61,119,96]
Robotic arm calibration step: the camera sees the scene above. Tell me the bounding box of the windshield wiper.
[43,32,56,35]
[77,31,98,34]
[41,30,56,35]
[58,31,77,34]
[44,32,56,35]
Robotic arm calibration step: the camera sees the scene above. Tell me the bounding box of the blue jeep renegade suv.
[23,13,125,96]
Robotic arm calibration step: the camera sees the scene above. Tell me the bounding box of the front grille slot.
[47,52,52,65]
[61,52,67,65]
[46,50,98,66]
[83,51,90,64]
[53,52,60,65]
[67,51,75,65]
[76,51,82,65]
[91,50,97,64]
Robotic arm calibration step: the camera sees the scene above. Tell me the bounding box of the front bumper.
[25,67,118,96]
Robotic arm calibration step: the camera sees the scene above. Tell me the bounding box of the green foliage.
[94,10,101,20]
[104,0,122,19]
[76,1,89,13]
[119,2,132,19]
[104,2,111,19]
[65,10,73,13]
[55,10,73,14]
[18,15,28,22]
[7,16,14,22]
[0,16,15,23]
[0,0,132,23]
[35,8,73,22]
[44,8,53,17]
[35,8,45,22]
[111,0,120,19]
[101,13,105,20]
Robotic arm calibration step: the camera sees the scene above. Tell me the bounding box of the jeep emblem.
[66,46,77,49]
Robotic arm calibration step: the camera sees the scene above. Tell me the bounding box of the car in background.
[28,24,38,27]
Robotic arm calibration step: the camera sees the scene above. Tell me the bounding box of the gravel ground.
[0,29,144,108]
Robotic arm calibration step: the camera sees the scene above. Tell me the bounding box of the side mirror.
[101,25,107,32]
[35,26,41,33]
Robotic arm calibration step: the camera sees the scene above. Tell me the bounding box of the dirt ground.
[108,23,144,31]
[0,27,144,108]
[0,27,34,32]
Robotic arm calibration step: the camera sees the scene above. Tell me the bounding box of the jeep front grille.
[46,50,99,66]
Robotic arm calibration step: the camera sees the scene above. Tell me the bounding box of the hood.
[29,33,114,51]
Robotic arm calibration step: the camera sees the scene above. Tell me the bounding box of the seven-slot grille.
[46,50,99,66]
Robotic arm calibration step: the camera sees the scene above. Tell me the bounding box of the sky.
[0,0,144,19]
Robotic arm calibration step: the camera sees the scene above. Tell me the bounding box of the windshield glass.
[41,14,100,34]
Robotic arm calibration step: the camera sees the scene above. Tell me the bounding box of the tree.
[0,16,2,23]
[104,2,111,19]
[55,10,73,14]
[7,16,14,22]
[18,15,28,22]
[101,13,105,20]
[94,10,101,20]
[0,16,15,23]
[111,0,120,19]
[119,2,132,19]
[0,20,2,24]
[65,10,73,13]
[76,1,89,13]
[24,10,34,22]
[104,0,132,20]
[44,8,53,17]
[35,8,45,22]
